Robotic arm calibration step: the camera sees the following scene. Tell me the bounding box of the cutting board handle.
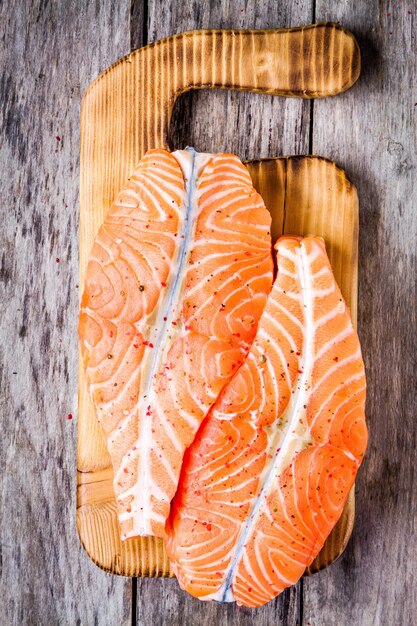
[170,23,360,99]
[82,23,360,159]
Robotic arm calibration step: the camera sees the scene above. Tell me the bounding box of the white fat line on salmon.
[129,148,211,535]
[209,241,316,603]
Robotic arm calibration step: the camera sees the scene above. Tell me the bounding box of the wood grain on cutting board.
[77,25,360,576]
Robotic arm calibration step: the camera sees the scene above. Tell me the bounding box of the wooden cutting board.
[78,23,360,578]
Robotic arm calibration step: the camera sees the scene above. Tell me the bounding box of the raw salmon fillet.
[79,148,273,538]
[166,235,367,607]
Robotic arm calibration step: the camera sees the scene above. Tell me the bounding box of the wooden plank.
[134,2,313,622]
[0,1,133,624]
[303,2,417,625]
[137,578,300,626]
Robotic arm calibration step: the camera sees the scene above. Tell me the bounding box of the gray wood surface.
[0,2,133,625]
[137,578,300,626]
[0,1,415,625]
[303,2,417,625]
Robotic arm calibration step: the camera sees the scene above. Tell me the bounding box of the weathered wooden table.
[1,2,415,625]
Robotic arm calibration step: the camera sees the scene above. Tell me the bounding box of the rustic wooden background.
[0,1,415,625]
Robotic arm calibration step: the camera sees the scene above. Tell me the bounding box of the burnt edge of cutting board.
[82,23,360,102]
[77,155,359,579]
